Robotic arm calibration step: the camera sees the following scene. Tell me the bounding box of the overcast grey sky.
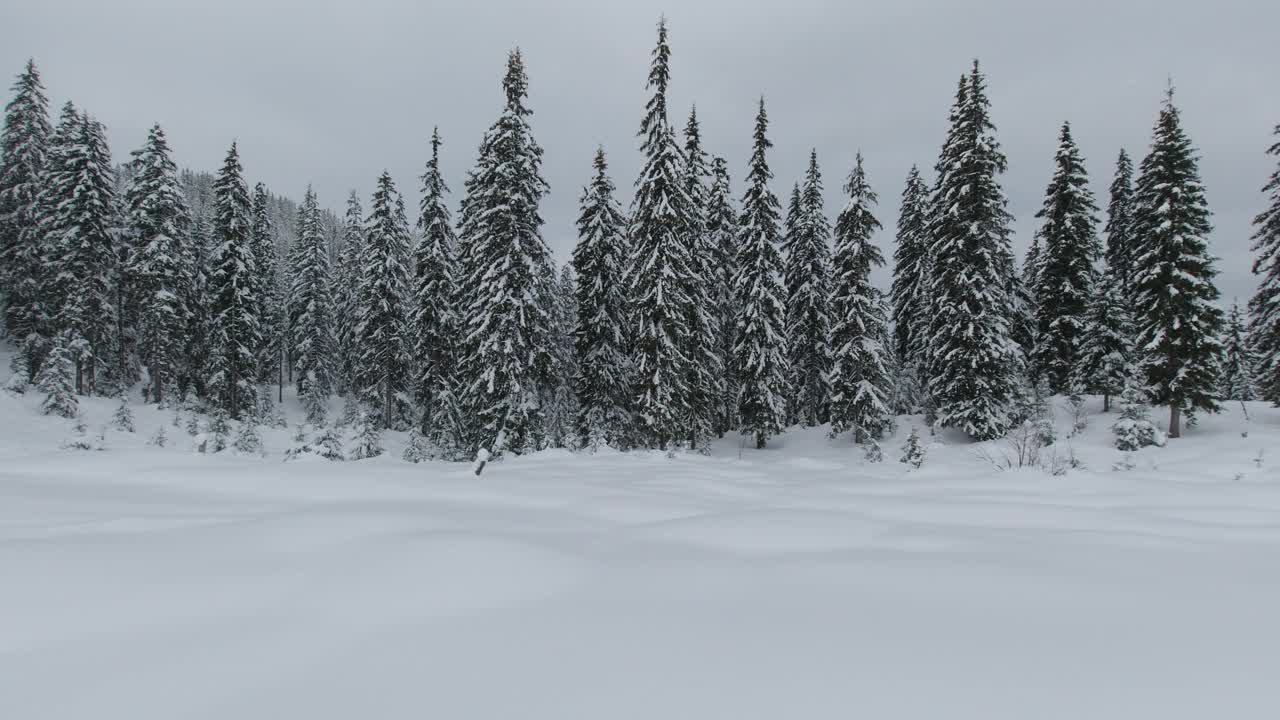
[3,0,1277,299]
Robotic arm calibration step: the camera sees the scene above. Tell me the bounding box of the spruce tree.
[1073,266,1133,411]
[180,210,213,399]
[626,19,697,450]
[37,330,77,418]
[411,127,459,435]
[828,154,894,443]
[33,102,82,345]
[732,99,788,449]
[1031,122,1100,392]
[249,182,282,392]
[332,191,364,395]
[0,60,52,345]
[288,186,334,407]
[1105,149,1138,297]
[545,264,581,449]
[572,147,631,446]
[354,171,412,429]
[45,112,119,395]
[707,156,739,435]
[1130,89,1223,438]
[784,150,833,427]
[1249,124,1280,404]
[925,62,1021,440]
[1220,299,1257,402]
[890,165,931,370]
[124,124,192,405]
[679,106,722,450]
[206,142,261,419]
[455,49,554,454]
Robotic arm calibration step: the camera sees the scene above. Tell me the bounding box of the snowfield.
[2,388,1280,719]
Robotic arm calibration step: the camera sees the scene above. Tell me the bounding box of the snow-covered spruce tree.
[1105,149,1138,299]
[707,156,739,436]
[1112,376,1162,451]
[625,19,697,450]
[124,124,192,406]
[1250,124,1280,404]
[828,154,894,443]
[0,59,52,346]
[233,418,261,454]
[1130,89,1224,439]
[249,182,283,394]
[924,63,1022,440]
[732,99,789,449]
[1220,299,1257,402]
[36,330,77,418]
[349,410,384,460]
[30,101,82,344]
[315,423,345,461]
[890,166,931,374]
[572,147,631,447]
[544,264,581,449]
[411,127,460,439]
[454,49,555,455]
[1073,265,1133,412]
[1030,122,1100,392]
[353,171,412,429]
[679,106,722,451]
[179,210,213,399]
[45,112,120,395]
[288,186,334,413]
[900,426,926,468]
[206,143,261,419]
[781,183,803,422]
[784,150,833,428]
[332,191,364,396]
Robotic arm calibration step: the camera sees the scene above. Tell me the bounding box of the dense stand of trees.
[1,22,1274,461]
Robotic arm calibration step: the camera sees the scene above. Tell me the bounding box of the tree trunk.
[1168,403,1181,439]
[153,372,163,406]
[278,346,284,404]
[755,431,766,450]
[1103,393,1110,413]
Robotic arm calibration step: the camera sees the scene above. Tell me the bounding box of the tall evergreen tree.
[732,99,788,449]
[828,154,894,442]
[206,142,260,418]
[784,150,833,427]
[411,127,459,436]
[249,182,282,392]
[1220,299,1256,402]
[1105,149,1138,297]
[44,112,119,395]
[572,147,631,445]
[1073,265,1133,411]
[455,49,555,454]
[626,19,697,449]
[925,62,1021,440]
[180,209,213,398]
[0,60,52,345]
[1130,89,1223,438]
[124,124,192,405]
[544,264,580,449]
[354,171,412,429]
[1249,124,1280,404]
[332,191,364,395]
[707,155,739,435]
[890,166,931,369]
[1031,121,1100,392]
[288,186,334,411]
[679,106,722,450]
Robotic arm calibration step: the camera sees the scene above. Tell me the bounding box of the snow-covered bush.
[207,411,231,453]
[864,440,883,463]
[302,383,327,426]
[148,426,168,448]
[899,427,926,468]
[349,412,383,460]
[402,428,433,463]
[315,424,345,461]
[112,397,135,432]
[1112,383,1165,451]
[233,420,262,455]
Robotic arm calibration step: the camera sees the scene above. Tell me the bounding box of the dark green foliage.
[784,151,833,428]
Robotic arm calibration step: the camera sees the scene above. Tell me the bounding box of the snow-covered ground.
[2,380,1279,719]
